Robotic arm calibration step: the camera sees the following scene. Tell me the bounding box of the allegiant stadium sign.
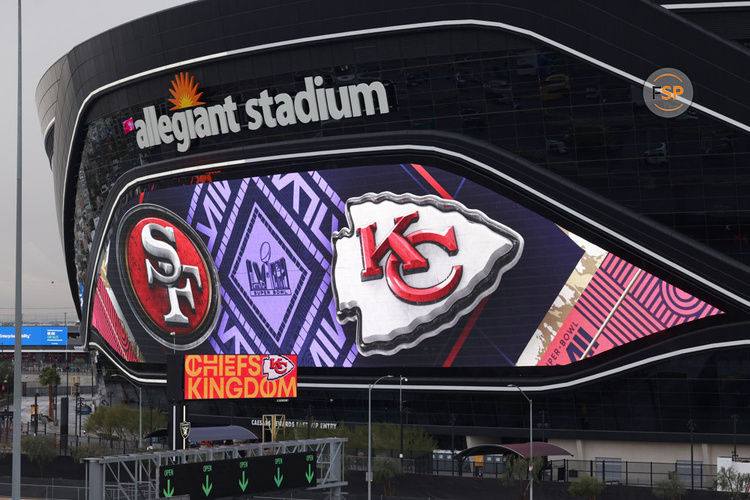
[129,72,391,153]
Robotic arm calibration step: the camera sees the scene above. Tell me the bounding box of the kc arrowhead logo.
[332,192,523,356]
[261,354,296,381]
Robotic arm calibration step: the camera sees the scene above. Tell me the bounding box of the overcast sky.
[0,0,189,323]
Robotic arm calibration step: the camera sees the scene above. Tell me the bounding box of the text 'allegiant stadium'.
[133,76,390,152]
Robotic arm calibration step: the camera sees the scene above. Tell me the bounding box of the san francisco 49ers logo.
[332,192,523,356]
[116,204,220,351]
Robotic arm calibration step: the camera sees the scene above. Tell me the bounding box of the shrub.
[71,443,109,463]
[374,456,401,496]
[568,474,605,500]
[653,474,686,500]
[85,404,165,442]
[21,435,57,476]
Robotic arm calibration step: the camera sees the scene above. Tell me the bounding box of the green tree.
[653,474,686,500]
[717,466,750,499]
[501,456,544,499]
[71,443,109,463]
[21,435,57,477]
[568,474,605,500]
[373,456,401,496]
[38,366,60,421]
[332,422,437,457]
[85,405,123,442]
[86,404,165,444]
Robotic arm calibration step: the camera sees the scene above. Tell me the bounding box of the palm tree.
[38,366,61,421]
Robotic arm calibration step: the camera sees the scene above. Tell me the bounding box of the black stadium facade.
[36,0,750,465]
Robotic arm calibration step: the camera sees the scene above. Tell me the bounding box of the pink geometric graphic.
[91,278,139,362]
[539,253,723,366]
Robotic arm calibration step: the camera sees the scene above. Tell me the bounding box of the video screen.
[90,163,721,367]
[0,326,68,346]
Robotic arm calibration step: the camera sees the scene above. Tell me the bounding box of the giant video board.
[89,162,721,368]
[0,326,68,346]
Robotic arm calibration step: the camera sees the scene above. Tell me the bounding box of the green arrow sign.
[202,474,213,496]
[158,451,315,497]
[162,478,174,498]
[306,463,314,484]
[239,470,249,492]
[274,467,284,488]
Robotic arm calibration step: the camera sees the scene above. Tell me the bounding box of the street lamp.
[399,376,407,468]
[687,419,695,490]
[368,375,394,500]
[509,384,533,500]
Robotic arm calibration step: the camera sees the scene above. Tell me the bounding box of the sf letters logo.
[356,210,462,304]
[141,223,202,326]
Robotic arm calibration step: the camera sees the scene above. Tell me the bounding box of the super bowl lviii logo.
[332,192,523,356]
[116,204,221,350]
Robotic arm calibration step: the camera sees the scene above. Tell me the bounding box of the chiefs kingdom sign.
[184,354,297,400]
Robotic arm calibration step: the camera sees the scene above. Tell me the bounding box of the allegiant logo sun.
[133,71,391,153]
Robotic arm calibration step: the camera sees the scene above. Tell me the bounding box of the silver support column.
[12,1,22,498]
[368,375,393,500]
[509,384,533,500]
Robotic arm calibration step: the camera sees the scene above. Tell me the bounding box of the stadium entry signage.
[131,72,390,153]
[183,354,297,400]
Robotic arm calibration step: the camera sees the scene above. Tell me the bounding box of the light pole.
[12,1,23,497]
[449,414,456,476]
[687,419,695,490]
[509,384,533,500]
[368,375,393,500]
[399,375,407,468]
[64,313,68,396]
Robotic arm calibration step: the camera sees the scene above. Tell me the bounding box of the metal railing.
[345,450,718,490]
[0,430,166,458]
[549,459,717,489]
[0,481,86,500]
[85,437,347,500]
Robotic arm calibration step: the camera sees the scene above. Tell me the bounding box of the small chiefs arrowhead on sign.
[332,192,523,356]
[262,355,295,381]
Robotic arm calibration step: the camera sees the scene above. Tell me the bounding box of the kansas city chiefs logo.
[262,355,296,381]
[332,192,523,356]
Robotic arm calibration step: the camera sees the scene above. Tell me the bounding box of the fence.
[346,450,435,475]
[0,430,167,457]
[550,459,717,489]
[0,478,86,500]
[344,450,718,490]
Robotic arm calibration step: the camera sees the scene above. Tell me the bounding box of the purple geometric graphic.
[229,204,310,345]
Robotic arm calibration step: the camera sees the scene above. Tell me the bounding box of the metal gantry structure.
[84,437,347,500]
